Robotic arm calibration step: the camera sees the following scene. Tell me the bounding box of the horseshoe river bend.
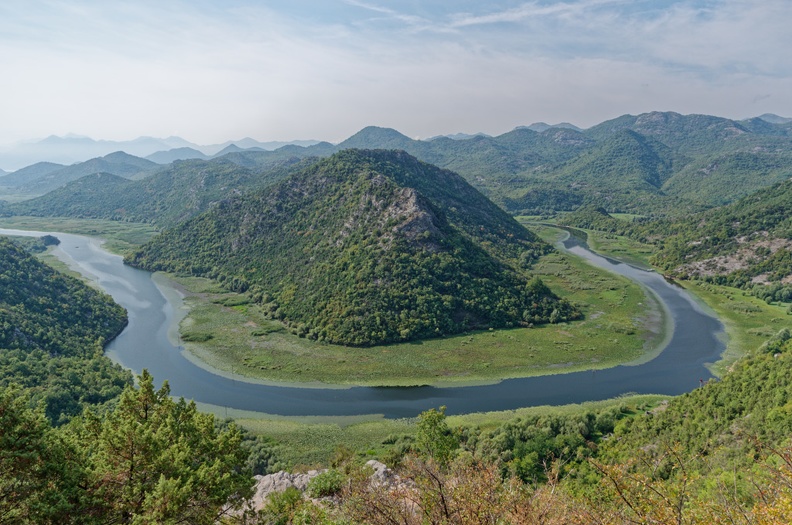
[0,227,725,418]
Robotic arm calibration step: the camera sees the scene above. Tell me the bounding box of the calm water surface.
[1,228,724,417]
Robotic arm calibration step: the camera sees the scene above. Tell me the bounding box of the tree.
[415,406,459,468]
[0,386,85,524]
[68,370,253,524]
[0,386,51,522]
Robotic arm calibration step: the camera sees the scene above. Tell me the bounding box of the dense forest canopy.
[0,236,131,423]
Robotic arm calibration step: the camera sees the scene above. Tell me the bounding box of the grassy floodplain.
[205,394,669,468]
[683,281,791,375]
[0,216,159,254]
[170,226,662,386]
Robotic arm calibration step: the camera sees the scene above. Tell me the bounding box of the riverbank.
[565,226,791,377]
[0,216,159,254]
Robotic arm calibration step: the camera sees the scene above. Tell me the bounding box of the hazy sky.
[1,0,791,145]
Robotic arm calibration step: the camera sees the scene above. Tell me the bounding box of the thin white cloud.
[344,0,437,31]
[449,0,624,28]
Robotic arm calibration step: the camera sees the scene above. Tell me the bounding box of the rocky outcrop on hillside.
[244,460,399,513]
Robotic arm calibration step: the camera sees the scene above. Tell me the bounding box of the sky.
[1,0,791,146]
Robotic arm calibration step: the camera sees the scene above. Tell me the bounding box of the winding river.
[1,228,724,417]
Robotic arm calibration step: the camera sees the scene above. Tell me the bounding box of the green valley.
[2,113,792,524]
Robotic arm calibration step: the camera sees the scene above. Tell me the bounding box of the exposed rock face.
[365,459,397,485]
[247,469,326,512]
[244,460,400,512]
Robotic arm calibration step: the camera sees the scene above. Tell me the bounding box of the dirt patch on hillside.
[678,236,792,279]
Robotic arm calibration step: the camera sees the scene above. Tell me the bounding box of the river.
[0,228,724,417]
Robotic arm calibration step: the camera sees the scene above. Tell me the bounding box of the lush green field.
[0,216,159,254]
[580,230,656,269]
[167,231,661,386]
[213,394,668,469]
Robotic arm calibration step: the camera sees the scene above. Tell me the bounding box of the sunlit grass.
[681,281,791,376]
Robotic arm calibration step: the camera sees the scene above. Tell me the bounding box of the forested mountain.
[314,114,792,215]
[0,236,131,422]
[335,125,594,194]
[506,129,694,214]
[0,161,65,188]
[305,114,792,215]
[5,112,790,220]
[127,149,578,346]
[4,152,159,195]
[6,157,311,229]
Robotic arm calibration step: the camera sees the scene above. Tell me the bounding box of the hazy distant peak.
[145,147,209,164]
[212,144,247,156]
[103,150,142,161]
[337,126,414,149]
[425,132,491,141]
[756,113,792,124]
[517,122,582,133]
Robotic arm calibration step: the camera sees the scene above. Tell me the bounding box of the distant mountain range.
[0,152,160,195]
[0,135,322,171]
[3,112,791,218]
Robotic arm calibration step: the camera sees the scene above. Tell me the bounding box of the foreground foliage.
[249,328,792,524]
[0,372,252,524]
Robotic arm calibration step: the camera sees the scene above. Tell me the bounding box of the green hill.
[331,113,792,216]
[0,236,131,422]
[0,237,127,356]
[661,149,792,206]
[127,149,578,346]
[8,152,159,195]
[557,205,627,232]
[0,161,66,188]
[6,157,309,229]
[505,112,792,214]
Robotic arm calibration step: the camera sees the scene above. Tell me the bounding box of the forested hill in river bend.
[127,149,579,346]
